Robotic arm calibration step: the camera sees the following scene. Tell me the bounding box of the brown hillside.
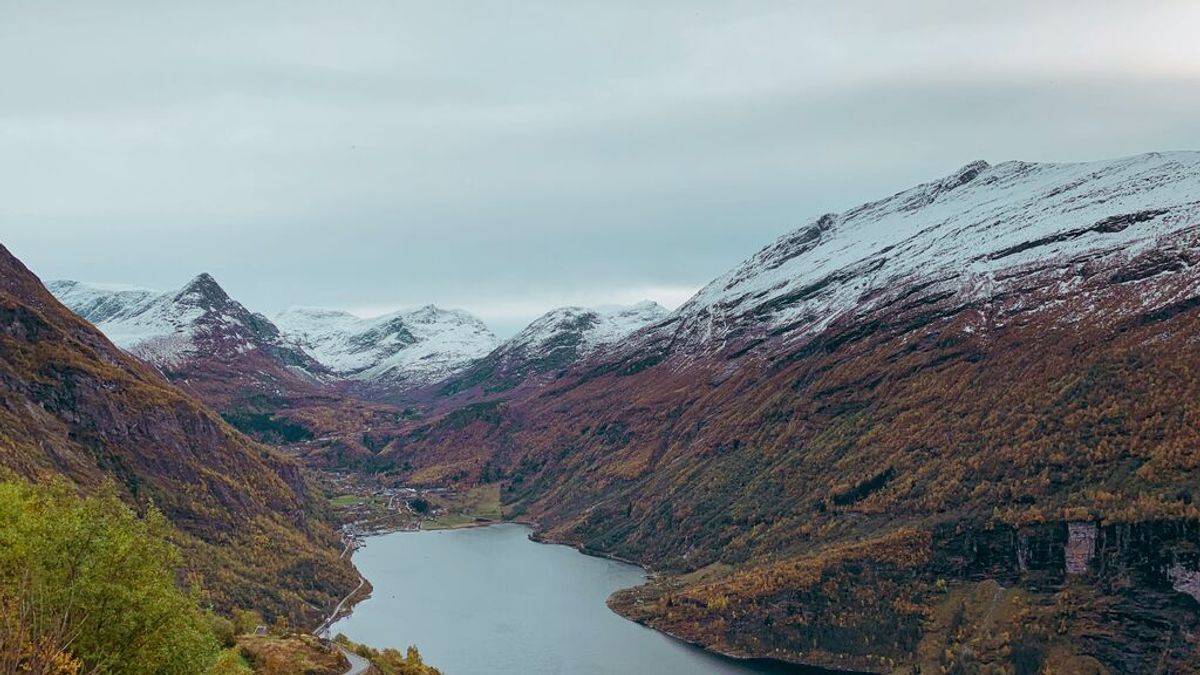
[369,222,1200,671]
[0,243,355,623]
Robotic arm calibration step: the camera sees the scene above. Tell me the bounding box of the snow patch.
[656,151,1200,355]
[275,305,499,384]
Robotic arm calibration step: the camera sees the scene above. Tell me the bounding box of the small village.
[317,470,504,553]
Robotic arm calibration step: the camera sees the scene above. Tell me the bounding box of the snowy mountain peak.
[659,150,1200,357]
[175,272,229,305]
[436,300,670,395]
[274,304,498,385]
[49,275,312,373]
[404,304,488,329]
[505,301,669,359]
[945,159,989,187]
[182,271,220,291]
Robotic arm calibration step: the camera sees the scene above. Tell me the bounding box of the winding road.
[337,646,371,675]
[315,576,367,637]
[314,569,369,674]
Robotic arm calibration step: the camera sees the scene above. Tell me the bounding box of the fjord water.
[329,523,817,674]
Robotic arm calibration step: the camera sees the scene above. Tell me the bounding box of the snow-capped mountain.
[438,301,668,395]
[505,301,669,359]
[48,280,187,363]
[0,245,353,625]
[638,151,1200,360]
[274,305,499,386]
[50,274,319,372]
[48,274,329,417]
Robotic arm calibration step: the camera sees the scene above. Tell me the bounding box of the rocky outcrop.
[1170,565,1200,603]
[1066,522,1099,575]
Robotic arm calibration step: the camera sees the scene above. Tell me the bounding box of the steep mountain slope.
[49,276,329,413]
[275,305,498,389]
[377,152,1200,672]
[1,245,355,622]
[618,151,1200,363]
[439,301,668,396]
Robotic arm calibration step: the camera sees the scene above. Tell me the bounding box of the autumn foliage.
[0,244,357,624]
[363,230,1200,670]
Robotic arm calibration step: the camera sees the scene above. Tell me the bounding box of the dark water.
[329,523,822,675]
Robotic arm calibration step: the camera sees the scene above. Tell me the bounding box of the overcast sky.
[3,1,1199,335]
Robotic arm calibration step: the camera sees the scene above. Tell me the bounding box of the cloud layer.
[3,0,1199,335]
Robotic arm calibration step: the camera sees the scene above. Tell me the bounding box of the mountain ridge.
[436,300,669,398]
[48,274,331,417]
[597,151,1200,368]
[274,303,499,388]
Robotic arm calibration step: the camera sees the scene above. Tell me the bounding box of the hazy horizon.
[42,270,693,338]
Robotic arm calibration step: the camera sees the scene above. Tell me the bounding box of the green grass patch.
[329,494,360,507]
[424,484,502,529]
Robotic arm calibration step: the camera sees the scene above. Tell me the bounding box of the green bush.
[0,478,220,674]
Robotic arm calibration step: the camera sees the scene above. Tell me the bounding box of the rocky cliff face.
[2,245,355,622]
[373,152,1200,672]
[609,520,1199,673]
[930,520,1200,673]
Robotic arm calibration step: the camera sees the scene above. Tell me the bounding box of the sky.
[2,1,1200,336]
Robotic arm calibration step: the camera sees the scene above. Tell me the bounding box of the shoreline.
[327,518,838,673]
[524,530,854,673]
[315,514,505,632]
[314,561,371,637]
[528,529,655,573]
[617,614,873,675]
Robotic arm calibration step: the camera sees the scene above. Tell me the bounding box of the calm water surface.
[329,523,822,675]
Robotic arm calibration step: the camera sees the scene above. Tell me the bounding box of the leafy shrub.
[0,478,220,674]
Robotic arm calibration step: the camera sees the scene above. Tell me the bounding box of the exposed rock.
[1066,522,1098,575]
[1168,565,1200,602]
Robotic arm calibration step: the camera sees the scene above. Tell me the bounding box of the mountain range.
[274,304,498,387]
[32,150,1200,672]
[48,274,669,411]
[47,275,671,467]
